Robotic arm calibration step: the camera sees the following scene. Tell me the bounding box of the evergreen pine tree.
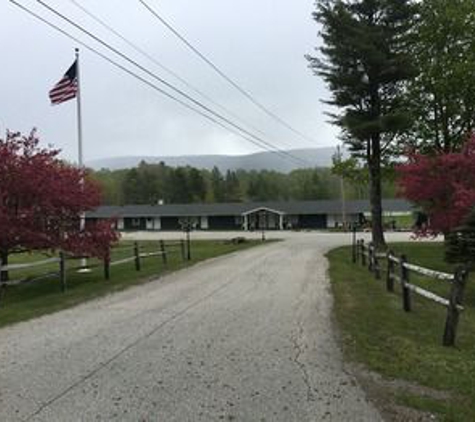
[307,0,417,247]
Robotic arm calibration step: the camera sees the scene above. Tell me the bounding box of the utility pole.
[337,145,347,229]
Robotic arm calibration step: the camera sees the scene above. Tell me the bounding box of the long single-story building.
[87,199,413,231]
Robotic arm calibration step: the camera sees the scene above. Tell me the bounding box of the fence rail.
[1,257,60,271]
[109,256,137,267]
[353,238,469,347]
[401,261,454,281]
[0,271,60,287]
[0,239,190,305]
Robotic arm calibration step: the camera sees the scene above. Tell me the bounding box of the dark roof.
[87,199,413,218]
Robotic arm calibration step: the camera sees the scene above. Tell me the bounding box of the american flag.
[49,60,78,105]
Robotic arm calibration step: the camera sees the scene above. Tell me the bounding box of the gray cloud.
[1,0,339,165]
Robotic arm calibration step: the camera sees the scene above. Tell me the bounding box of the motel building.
[87,199,413,231]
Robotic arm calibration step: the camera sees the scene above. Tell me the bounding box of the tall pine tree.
[307,0,417,247]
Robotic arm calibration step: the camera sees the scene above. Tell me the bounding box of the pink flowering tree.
[397,134,475,236]
[0,130,119,280]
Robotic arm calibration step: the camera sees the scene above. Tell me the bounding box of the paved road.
[0,233,410,421]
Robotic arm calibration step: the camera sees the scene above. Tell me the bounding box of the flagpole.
[76,48,89,272]
[76,48,84,169]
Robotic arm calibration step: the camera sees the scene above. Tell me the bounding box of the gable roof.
[87,199,413,218]
[241,206,286,216]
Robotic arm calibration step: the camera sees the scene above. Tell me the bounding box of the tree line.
[91,161,396,205]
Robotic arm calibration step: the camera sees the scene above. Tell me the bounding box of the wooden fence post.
[59,251,67,292]
[160,240,167,265]
[104,256,110,280]
[368,242,374,273]
[186,230,191,261]
[400,254,411,312]
[355,239,360,264]
[352,226,357,263]
[374,249,381,280]
[0,258,5,306]
[386,250,395,292]
[443,265,468,347]
[180,239,186,262]
[134,242,141,271]
[361,239,366,266]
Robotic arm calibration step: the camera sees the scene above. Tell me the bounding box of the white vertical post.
[340,177,346,228]
[76,48,89,272]
[76,48,84,170]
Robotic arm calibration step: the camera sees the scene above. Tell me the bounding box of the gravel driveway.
[0,232,412,421]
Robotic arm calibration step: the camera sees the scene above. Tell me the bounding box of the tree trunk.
[368,135,386,249]
[0,249,9,282]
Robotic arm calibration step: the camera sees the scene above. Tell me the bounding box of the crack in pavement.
[290,270,315,404]
[291,319,314,403]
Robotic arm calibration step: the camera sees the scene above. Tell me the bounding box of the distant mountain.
[88,147,343,173]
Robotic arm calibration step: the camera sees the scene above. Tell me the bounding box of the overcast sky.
[1,0,339,164]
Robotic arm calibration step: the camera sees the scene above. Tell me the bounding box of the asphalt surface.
[0,232,411,421]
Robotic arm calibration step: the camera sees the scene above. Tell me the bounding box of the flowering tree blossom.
[397,134,475,235]
[0,130,119,277]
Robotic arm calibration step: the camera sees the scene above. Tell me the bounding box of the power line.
[9,0,309,167]
[31,0,310,166]
[138,0,318,146]
[66,0,298,152]
[34,0,310,166]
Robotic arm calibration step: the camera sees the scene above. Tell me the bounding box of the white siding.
[327,214,336,228]
[154,217,161,230]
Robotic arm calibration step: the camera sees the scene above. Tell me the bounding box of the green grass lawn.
[0,239,266,328]
[383,214,415,230]
[328,242,475,421]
